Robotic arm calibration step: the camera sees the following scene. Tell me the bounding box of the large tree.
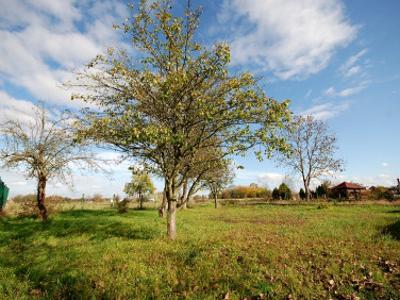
[0,105,99,220]
[71,0,291,239]
[276,116,344,200]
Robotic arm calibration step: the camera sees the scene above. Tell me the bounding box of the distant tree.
[204,160,235,208]
[177,145,228,210]
[272,188,280,200]
[278,183,292,200]
[369,186,393,201]
[299,188,306,200]
[219,184,271,199]
[283,176,296,192]
[0,105,99,221]
[124,170,155,209]
[275,116,343,201]
[71,0,291,239]
[316,181,331,199]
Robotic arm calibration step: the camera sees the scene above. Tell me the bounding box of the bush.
[278,183,292,200]
[11,194,36,204]
[11,194,60,218]
[315,181,331,199]
[299,188,306,200]
[272,188,280,200]
[368,186,394,200]
[220,184,271,199]
[115,196,129,213]
[91,193,105,202]
[193,195,208,203]
[271,184,292,200]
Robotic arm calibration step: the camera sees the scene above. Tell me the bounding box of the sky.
[0,0,399,198]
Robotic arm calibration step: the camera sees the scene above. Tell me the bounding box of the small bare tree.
[0,105,100,220]
[276,116,344,200]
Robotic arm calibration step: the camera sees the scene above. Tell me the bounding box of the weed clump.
[317,203,330,209]
[11,194,59,218]
[115,195,129,213]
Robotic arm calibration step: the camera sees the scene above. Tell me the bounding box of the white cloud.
[218,0,357,80]
[257,173,289,189]
[0,91,38,124]
[337,174,398,188]
[337,86,365,97]
[323,82,368,97]
[235,169,324,190]
[0,0,127,108]
[339,49,367,77]
[324,87,336,96]
[236,169,286,189]
[301,101,350,120]
[381,162,389,168]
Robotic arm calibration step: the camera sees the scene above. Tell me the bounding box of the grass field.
[0,203,399,299]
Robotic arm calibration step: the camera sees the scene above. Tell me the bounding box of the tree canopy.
[71,0,291,239]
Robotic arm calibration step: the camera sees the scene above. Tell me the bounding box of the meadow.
[0,203,399,299]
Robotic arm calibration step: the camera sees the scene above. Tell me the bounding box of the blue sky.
[0,0,399,197]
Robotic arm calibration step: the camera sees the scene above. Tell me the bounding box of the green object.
[0,177,9,209]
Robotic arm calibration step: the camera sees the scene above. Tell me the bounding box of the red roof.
[334,182,365,190]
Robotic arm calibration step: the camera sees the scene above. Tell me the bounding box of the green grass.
[0,204,399,299]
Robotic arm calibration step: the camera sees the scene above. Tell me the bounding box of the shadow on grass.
[0,233,106,299]
[58,209,118,218]
[0,209,163,298]
[381,220,400,240]
[0,209,160,246]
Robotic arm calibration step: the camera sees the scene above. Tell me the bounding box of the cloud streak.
[339,49,368,77]
[301,102,351,120]
[324,82,368,97]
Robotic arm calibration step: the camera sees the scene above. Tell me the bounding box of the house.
[332,182,366,200]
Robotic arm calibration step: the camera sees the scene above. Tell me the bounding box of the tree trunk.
[37,176,48,221]
[214,194,218,208]
[159,189,167,217]
[167,197,177,240]
[305,186,310,201]
[166,177,178,240]
[179,179,188,209]
[139,193,144,209]
[303,179,311,201]
[181,201,187,209]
